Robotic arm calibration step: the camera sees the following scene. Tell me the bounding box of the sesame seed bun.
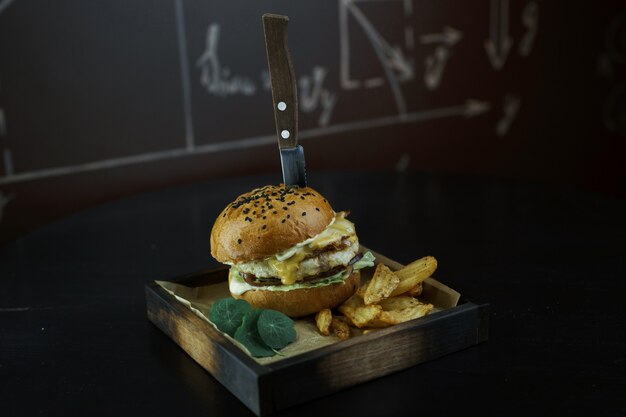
[229,269,360,317]
[210,185,334,264]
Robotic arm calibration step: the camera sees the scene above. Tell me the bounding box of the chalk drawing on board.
[298,67,337,127]
[196,23,256,97]
[519,1,538,57]
[420,27,463,91]
[496,94,520,137]
[340,0,415,115]
[484,0,513,70]
[0,98,491,186]
[174,0,195,150]
[339,0,414,97]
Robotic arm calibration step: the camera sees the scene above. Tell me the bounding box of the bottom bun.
[230,270,360,318]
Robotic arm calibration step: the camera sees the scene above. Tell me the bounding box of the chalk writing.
[420,27,463,91]
[496,94,520,137]
[196,23,256,97]
[298,67,337,127]
[519,2,538,57]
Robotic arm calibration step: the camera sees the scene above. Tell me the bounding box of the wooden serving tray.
[145,250,489,416]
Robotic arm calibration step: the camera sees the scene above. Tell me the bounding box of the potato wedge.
[364,263,400,305]
[405,282,423,297]
[378,295,422,311]
[330,316,351,340]
[389,256,437,297]
[341,293,364,309]
[377,303,434,325]
[339,304,382,328]
[356,280,369,298]
[315,308,332,336]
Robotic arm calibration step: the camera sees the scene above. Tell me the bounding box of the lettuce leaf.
[353,251,375,270]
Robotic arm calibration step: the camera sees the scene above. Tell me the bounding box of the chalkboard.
[0,0,625,245]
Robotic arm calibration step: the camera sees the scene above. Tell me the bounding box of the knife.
[262,13,307,188]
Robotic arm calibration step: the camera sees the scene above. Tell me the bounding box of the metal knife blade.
[279,145,307,188]
[262,13,307,188]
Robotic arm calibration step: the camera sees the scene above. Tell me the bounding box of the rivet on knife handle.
[262,14,298,149]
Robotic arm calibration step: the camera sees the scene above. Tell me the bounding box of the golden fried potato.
[378,295,422,311]
[315,308,332,336]
[330,316,351,340]
[389,256,437,297]
[364,317,393,328]
[341,293,365,309]
[406,282,423,297]
[356,280,369,298]
[378,303,434,325]
[364,263,400,305]
[339,304,383,328]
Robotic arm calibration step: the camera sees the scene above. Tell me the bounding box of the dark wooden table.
[2,172,625,417]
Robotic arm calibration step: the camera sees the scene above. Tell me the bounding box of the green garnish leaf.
[257,310,297,350]
[208,298,252,337]
[353,251,376,270]
[234,309,275,358]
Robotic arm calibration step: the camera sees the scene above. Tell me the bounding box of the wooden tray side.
[145,284,272,416]
[145,255,489,416]
[263,302,489,411]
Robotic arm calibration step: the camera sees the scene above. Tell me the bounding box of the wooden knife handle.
[263,13,298,149]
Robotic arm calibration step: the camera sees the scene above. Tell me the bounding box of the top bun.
[210,185,334,264]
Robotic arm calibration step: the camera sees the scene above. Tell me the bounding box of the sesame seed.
[237,239,242,244]
[273,211,277,214]
[262,225,267,229]
[315,207,320,211]
[287,214,290,218]
[283,207,288,210]
[281,219,286,223]
[262,216,266,219]
[302,212,307,216]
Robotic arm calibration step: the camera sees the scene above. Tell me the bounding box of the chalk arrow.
[484,0,513,70]
[388,46,414,81]
[420,26,463,46]
[464,99,492,118]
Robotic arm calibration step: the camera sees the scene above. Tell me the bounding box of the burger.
[210,184,374,317]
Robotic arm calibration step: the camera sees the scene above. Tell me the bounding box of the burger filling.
[229,211,375,295]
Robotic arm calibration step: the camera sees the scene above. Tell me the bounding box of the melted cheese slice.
[269,211,355,285]
[268,251,309,285]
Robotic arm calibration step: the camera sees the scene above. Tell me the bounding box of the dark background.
[0,0,625,246]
